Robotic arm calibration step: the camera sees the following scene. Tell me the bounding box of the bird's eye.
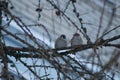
[61,35,66,39]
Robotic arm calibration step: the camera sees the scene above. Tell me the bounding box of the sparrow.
[55,34,67,49]
[71,33,82,46]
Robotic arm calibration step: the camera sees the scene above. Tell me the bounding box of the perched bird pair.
[55,33,82,49]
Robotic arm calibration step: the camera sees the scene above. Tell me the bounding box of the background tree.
[0,0,120,80]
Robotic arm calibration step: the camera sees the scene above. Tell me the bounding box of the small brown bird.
[55,34,67,49]
[71,33,82,46]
